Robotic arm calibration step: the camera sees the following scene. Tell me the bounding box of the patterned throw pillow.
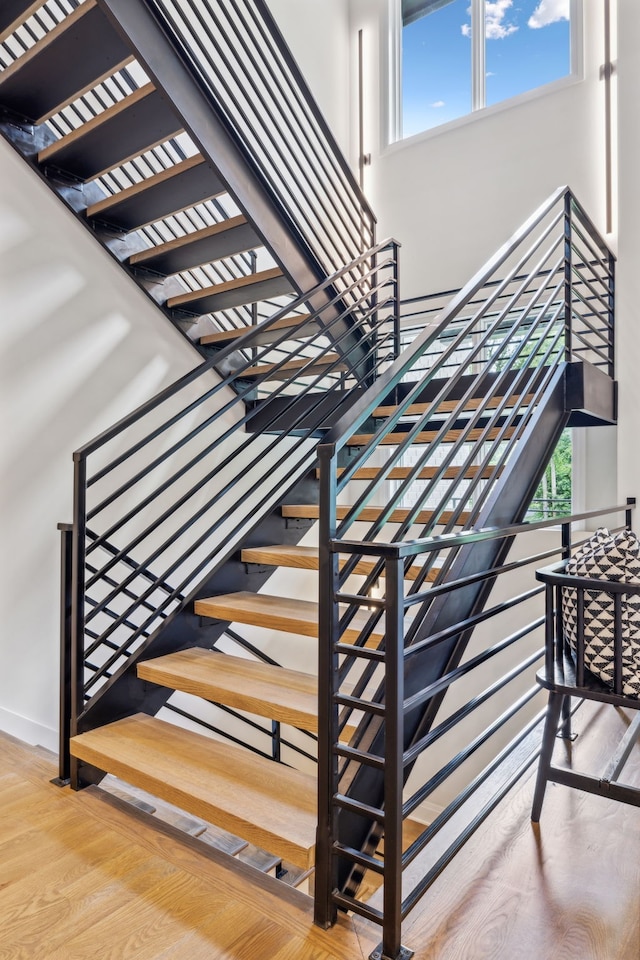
[562,528,640,697]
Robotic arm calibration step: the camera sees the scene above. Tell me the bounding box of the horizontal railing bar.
[403,651,544,768]
[403,685,542,817]
[331,502,633,560]
[403,586,544,659]
[333,794,385,822]
[331,892,383,924]
[570,195,616,258]
[401,706,545,869]
[335,644,386,662]
[400,716,543,916]
[570,261,613,316]
[403,616,545,715]
[570,211,615,269]
[334,744,385,769]
[331,842,385,875]
[334,694,387,716]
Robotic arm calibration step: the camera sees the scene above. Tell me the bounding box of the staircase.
[1,4,619,959]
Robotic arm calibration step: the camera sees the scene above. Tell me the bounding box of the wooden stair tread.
[194,592,385,646]
[137,649,357,739]
[347,425,517,446]
[200,313,314,347]
[282,505,471,525]
[0,1,43,45]
[0,1,133,124]
[167,267,292,314]
[70,713,317,868]
[86,155,225,232]
[241,544,438,582]
[129,215,259,275]
[372,392,534,419]
[38,84,182,182]
[241,353,345,380]
[323,464,501,481]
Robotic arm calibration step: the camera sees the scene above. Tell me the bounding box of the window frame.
[388,0,584,146]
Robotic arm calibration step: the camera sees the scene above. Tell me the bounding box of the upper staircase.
[1,4,620,959]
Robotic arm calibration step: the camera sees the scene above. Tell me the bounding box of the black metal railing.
[143,0,376,281]
[67,241,398,741]
[314,187,616,959]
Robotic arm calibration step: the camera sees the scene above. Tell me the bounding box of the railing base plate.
[369,944,414,960]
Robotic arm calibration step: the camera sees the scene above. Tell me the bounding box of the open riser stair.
[2,3,621,958]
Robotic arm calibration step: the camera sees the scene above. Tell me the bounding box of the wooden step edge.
[137,650,357,740]
[193,593,385,647]
[347,425,517,446]
[35,54,136,126]
[240,545,438,583]
[0,1,97,82]
[200,313,312,347]
[281,505,472,526]
[241,353,344,379]
[85,154,209,220]
[167,266,283,308]
[70,713,317,869]
[129,214,249,265]
[372,392,535,419]
[0,2,43,45]
[38,82,158,163]
[321,464,501,481]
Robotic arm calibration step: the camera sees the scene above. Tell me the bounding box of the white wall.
[266,0,352,154]
[0,140,204,749]
[615,0,640,508]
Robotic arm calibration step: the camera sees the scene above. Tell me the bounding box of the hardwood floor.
[0,700,638,960]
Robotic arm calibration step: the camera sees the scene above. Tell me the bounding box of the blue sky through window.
[402,0,571,138]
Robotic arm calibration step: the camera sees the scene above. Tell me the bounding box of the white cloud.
[461,0,518,40]
[431,100,445,108]
[528,0,570,29]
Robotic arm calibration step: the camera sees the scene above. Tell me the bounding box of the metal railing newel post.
[54,523,74,786]
[70,453,87,789]
[563,192,573,361]
[314,441,340,929]
[374,553,413,960]
[608,248,616,379]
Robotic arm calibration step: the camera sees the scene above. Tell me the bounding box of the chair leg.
[531,691,565,822]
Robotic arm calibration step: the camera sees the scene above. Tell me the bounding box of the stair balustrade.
[314,186,616,960]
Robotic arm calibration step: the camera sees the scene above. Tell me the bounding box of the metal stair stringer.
[95,0,372,374]
[335,362,572,893]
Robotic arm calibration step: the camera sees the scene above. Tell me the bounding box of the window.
[396,0,577,140]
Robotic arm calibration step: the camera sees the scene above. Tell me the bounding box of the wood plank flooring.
[1,699,638,960]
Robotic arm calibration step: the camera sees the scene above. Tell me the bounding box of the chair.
[531,561,640,821]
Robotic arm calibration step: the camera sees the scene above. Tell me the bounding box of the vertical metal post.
[70,454,87,789]
[561,519,572,560]
[608,249,615,381]
[271,720,281,762]
[53,523,73,786]
[626,497,636,531]
[393,242,401,364]
[314,442,340,930]
[376,554,413,960]
[563,192,573,361]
